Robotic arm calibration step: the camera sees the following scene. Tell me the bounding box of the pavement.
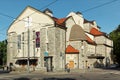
[9,68,120,75]
[1,68,120,80]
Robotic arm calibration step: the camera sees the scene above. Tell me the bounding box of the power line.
[82,0,118,13]
[0,0,118,36]
[0,0,117,25]
[0,0,58,32]
[0,0,57,42]
[0,0,58,39]
[0,0,117,23]
[13,0,58,25]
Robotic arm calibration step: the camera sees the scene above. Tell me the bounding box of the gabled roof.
[52,17,67,27]
[8,6,67,32]
[66,45,79,54]
[8,6,55,32]
[90,28,104,36]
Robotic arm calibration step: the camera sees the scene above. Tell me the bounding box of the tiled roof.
[86,35,96,45]
[66,45,79,53]
[52,17,66,26]
[90,28,103,36]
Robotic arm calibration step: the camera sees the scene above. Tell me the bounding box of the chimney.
[76,11,83,17]
[43,8,53,17]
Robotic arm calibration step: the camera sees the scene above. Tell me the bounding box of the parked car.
[109,64,119,69]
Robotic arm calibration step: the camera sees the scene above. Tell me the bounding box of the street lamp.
[25,16,30,73]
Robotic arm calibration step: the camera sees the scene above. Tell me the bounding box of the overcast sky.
[0,0,120,41]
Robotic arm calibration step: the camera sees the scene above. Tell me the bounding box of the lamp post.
[27,16,30,73]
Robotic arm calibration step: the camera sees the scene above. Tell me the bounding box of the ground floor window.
[15,59,38,66]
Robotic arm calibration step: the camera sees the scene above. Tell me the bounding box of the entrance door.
[44,56,53,72]
[69,61,74,69]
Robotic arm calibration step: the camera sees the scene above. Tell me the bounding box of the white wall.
[67,12,84,28]
[66,17,75,42]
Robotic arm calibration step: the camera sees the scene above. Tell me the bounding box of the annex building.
[7,6,113,71]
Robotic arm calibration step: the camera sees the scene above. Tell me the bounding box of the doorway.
[69,60,74,69]
[44,56,53,72]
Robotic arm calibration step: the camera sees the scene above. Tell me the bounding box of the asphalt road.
[0,69,120,80]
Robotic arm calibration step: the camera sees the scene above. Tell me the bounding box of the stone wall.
[7,32,17,66]
[54,27,65,70]
[40,27,66,70]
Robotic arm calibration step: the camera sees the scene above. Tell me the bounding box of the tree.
[109,25,120,64]
[0,40,7,66]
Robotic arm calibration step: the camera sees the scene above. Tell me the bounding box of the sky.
[0,0,120,41]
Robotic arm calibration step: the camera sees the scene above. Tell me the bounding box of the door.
[69,61,74,69]
[44,56,53,72]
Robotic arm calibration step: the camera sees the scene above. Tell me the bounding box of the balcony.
[87,54,104,59]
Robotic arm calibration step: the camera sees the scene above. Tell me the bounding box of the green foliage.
[0,40,7,65]
[109,25,120,64]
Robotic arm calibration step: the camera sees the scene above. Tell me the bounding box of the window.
[36,32,40,48]
[17,35,21,49]
[22,32,24,41]
[33,30,35,40]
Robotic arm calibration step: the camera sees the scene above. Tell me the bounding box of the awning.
[15,58,38,65]
[13,57,39,60]
[88,55,105,59]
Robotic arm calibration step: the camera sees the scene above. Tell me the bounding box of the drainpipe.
[65,28,67,69]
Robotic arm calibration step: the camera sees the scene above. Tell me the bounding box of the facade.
[7,6,66,71]
[7,6,113,71]
[65,12,113,69]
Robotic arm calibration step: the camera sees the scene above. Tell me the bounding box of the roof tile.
[52,17,66,26]
[90,28,103,36]
[66,45,79,53]
[86,35,96,45]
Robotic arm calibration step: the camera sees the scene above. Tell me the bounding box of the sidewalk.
[30,68,105,74]
[10,68,120,75]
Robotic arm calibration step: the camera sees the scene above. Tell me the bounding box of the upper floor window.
[36,32,40,48]
[17,35,21,49]
[33,30,35,40]
[22,32,24,41]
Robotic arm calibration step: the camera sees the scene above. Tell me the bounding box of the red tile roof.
[52,17,66,26]
[66,45,79,53]
[86,35,96,45]
[90,28,103,36]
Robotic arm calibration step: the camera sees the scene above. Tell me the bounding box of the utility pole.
[27,16,30,73]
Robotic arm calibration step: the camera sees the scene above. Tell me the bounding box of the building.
[7,6,66,71]
[65,12,113,69]
[7,6,113,71]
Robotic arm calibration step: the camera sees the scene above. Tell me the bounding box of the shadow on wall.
[13,77,76,80]
[14,77,30,80]
[43,77,76,80]
[110,49,116,64]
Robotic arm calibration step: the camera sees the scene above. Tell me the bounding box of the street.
[0,69,120,80]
